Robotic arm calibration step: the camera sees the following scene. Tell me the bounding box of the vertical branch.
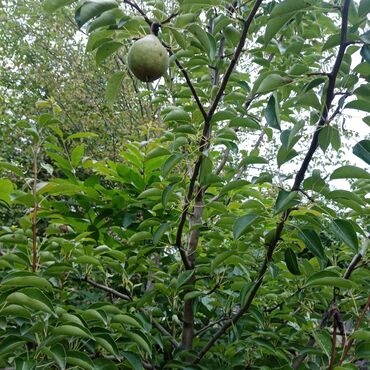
[194,0,352,362]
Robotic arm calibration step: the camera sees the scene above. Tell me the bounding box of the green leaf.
[264,94,281,130]
[211,251,235,269]
[75,0,118,28]
[125,332,151,356]
[53,324,93,339]
[270,0,311,18]
[95,334,119,356]
[264,14,292,45]
[146,147,170,161]
[1,275,52,291]
[162,153,184,177]
[122,351,143,370]
[360,30,370,44]
[353,140,370,165]
[257,74,292,94]
[87,8,120,33]
[112,314,143,329]
[44,0,76,13]
[351,330,370,341]
[306,277,356,289]
[0,178,14,205]
[330,165,370,180]
[274,190,299,214]
[284,248,301,275]
[128,231,152,244]
[67,350,94,370]
[318,126,331,153]
[6,288,55,314]
[164,108,190,123]
[345,100,370,113]
[153,223,171,245]
[233,213,260,239]
[71,144,85,166]
[184,291,203,301]
[220,180,249,194]
[95,41,122,65]
[66,132,98,140]
[50,343,66,370]
[299,229,325,260]
[0,335,27,355]
[331,219,358,252]
[187,23,211,56]
[106,72,125,106]
[360,45,370,63]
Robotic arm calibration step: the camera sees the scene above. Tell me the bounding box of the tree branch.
[338,295,370,366]
[194,0,351,362]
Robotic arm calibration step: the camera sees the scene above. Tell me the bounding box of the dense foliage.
[0,0,369,369]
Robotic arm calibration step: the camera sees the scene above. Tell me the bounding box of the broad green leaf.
[306,277,356,289]
[95,41,122,65]
[66,132,98,140]
[87,8,121,33]
[112,314,143,328]
[220,180,249,194]
[67,350,94,370]
[233,213,260,239]
[239,155,268,167]
[95,334,119,356]
[264,94,281,130]
[0,179,14,205]
[106,72,125,106]
[345,100,370,113]
[164,108,190,123]
[257,74,292,94]
[187,24,211,56]
[162,153,184,177]
[274,190,299,214]
[351,330,370,341]
[270,0,311,17]
[299,229,325,260]
[184,291,203,301]
[53,324,93,338]
[122,351,143,370]
[128,231,152,244]
[331,219,358,252]
[125,332,151,356]
[6,288,55,314]
[44,0,76,12]
[284,248,301,275]
[75,0,118,28]
[318,126,331,152]
[211,251,235,269]
[1,276,52,291]
[264,14,291,45]
[71,144,85,166]
[153,223,171,245]
[0,335,27,355]
[330,165,370,180]
[145,147,170,160]
[353,140,370,165]
[50,343,66,370]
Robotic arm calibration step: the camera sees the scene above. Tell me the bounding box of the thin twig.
[84,276,180,349]
[338,295,370,366]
